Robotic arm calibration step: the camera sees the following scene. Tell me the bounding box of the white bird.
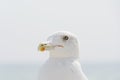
[38,31,88,80]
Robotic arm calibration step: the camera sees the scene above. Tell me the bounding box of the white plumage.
[38,31,88,80]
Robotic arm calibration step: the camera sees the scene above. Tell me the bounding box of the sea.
[0,62,120,80]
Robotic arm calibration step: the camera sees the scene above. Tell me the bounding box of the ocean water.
[0,62,120,80]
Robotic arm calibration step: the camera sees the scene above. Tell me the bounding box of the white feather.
[38,31,88,80]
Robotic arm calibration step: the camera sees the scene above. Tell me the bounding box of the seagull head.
[38,31,80,58]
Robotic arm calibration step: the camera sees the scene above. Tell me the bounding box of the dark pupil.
[63,36,69,40]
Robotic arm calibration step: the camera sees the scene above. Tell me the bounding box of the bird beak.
[38,42,64,52]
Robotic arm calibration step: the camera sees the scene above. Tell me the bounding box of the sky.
[0,0,120,63]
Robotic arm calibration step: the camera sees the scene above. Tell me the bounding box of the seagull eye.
[63,36,69,40]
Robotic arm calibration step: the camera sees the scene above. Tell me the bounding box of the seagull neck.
[49,56,79,61]
[49,50,80,59]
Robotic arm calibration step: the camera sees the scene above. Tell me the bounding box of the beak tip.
[38,45,46,52]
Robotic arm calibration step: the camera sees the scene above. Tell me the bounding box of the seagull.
[38,31,88,80]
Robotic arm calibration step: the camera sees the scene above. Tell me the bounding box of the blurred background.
[0,0,120,80]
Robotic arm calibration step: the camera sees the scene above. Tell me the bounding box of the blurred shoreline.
[0,62,120,80]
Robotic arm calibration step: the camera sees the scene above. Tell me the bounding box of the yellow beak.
[38,43,64,52]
